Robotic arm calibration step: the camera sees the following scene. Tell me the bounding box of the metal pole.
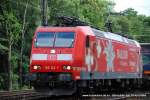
[41,0,48,26]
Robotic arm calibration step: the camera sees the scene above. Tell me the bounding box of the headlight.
[33,65,41,70]
[67,66,71,70]
[33,65,38,69]
[63,66,71,70]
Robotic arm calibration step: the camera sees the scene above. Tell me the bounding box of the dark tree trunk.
[20,0,29,89]
[8,40,12,91]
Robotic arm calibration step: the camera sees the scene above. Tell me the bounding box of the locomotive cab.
[29,26,90,90]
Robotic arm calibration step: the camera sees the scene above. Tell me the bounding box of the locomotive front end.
[29,27,85,90]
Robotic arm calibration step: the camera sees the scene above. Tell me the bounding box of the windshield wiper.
[69,40,74,48]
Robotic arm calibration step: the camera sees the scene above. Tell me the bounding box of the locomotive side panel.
[91,34,141,79]
[113,41,128,72]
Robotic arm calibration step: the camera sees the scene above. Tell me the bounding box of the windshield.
[55,32,74,47]
[36,32,54,47]
[35,32,75,48]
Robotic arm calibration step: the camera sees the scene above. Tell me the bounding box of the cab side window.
[86,36,90,48]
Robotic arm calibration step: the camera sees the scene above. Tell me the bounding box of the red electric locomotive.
[29,26,142,94]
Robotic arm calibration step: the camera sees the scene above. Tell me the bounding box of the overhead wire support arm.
[55,16,100,30]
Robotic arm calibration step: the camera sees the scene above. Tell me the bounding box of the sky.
[113,0,150,16]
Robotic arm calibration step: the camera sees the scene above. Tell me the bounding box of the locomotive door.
[85,35,96,79]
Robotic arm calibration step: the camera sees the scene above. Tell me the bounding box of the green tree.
[0,10,21,90]
[47,0,114,29]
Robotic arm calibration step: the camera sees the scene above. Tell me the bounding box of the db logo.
[47,54,57,60]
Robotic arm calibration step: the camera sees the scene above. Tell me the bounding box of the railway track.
[79,90,150,100]
[0,90,50,100]
[0,89,149,100]
[40,90,150,100]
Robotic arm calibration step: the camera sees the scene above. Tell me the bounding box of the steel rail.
[0,90,49,100]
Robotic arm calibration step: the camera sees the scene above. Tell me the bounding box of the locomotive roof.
[36,26,76,32]
[36,26,140,47]
[92,28,140,47]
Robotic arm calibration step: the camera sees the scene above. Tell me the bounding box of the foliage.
[48,0,114,29]
[109,8,150,42]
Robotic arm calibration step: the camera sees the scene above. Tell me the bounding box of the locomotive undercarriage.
[28,73,150,95]
[76,79,145,95]
[28,72,76,94]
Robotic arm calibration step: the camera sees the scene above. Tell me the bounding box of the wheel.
[33,82,49,92]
